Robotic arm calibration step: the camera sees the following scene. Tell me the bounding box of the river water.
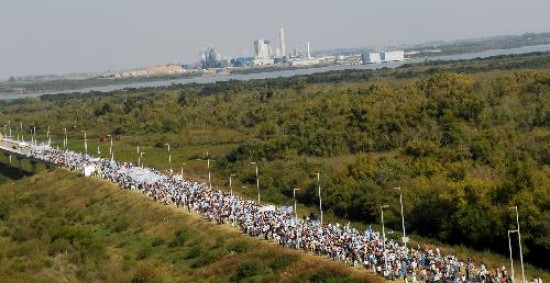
[4,44,550,100]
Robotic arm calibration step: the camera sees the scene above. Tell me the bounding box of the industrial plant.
[102,25,406,78]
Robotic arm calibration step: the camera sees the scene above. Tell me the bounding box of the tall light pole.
[251,161,260,204]
[207,152,211,190]
[20,122,23,142]
[140,152,145,168]
[395,186,407,246]
[82,131,88,157]
[195,156,212,188]
[107,134,113,158]
[64,128,68,149]
[315,171,323,226]
[165,143,172,174]
[30,124,35,145]
[293,188,300,222]
[380,204,390,275]
[508,229,518,283]
[509,206,526,283]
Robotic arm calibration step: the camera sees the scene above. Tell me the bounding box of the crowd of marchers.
[24,142,543,283]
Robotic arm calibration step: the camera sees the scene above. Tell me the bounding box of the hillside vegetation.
[0,169,380,283]
[0,52,549,271]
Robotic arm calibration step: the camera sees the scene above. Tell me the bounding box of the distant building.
[362,52,382,64]
[253,39,271,59]
[382,50,405,62]
[252,57,275,66]
[200,47,223,69]
[279,26,286,56]
[231,57,254,67]
[288,58,320,67]
[362,50,404,64]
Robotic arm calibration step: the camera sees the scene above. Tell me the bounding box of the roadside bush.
[269,253,298,271]
[168,229,189,247]
[236,260,262,280]
[229,240,251,253]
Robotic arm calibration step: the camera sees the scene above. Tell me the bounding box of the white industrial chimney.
[279,26,286,57]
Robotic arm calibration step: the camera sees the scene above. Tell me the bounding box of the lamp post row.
[3,122,528,282]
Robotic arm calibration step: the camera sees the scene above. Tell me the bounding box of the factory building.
[382,50,405,62]
[362,50,405,64]
[362,52,382,64]
[253,39,271,59]
[279,26,286,57]
[199,47,224,69]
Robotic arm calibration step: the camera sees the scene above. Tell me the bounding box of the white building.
[382,50,405,62]
[288,58,320,67]
[363,52,382,64]
[362,50,404,64]
[254,39,271,59]
[252,57,275,66]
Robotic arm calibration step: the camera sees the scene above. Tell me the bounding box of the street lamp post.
[395,186,407,246]
[508,229,518,283]
[82,131,88,158]
[20,122,23,142]
[315,172,323,226]
[229,174,235,197]
[64,128,68,149]
[165,143,172,174]
[30,124,35,145]
[293,188,300,222]
[107,134,113,158]
[509,206,526,283]
[207,152,211,190]
[251,161,260,204]
[381,204,390,276]
[140,152,145,168]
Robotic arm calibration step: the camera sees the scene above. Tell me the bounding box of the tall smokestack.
[279,26,286,57]
[306,41,311,58]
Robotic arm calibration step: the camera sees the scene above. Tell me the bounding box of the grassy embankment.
[0,168,381,283]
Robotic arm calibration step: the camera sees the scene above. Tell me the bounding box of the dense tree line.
[1,54,549,269]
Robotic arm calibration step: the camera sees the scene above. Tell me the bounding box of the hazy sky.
[1,0,549,79]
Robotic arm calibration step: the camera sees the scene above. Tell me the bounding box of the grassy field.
[0,168,382,283]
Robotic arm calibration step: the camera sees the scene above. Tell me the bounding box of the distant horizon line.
[3,29,549,82]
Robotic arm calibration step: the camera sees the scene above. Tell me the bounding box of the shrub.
[190,249,226,269]
[151,237,164,247]
[229,240,251,253]
[269,253,298,271]
[184,244,204,260]
[168,229,189,247]
[236,260,262,280]
[131,266,158,283]
[137,245,153,260]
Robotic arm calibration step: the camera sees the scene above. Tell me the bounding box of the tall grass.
[0,169,380,282]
